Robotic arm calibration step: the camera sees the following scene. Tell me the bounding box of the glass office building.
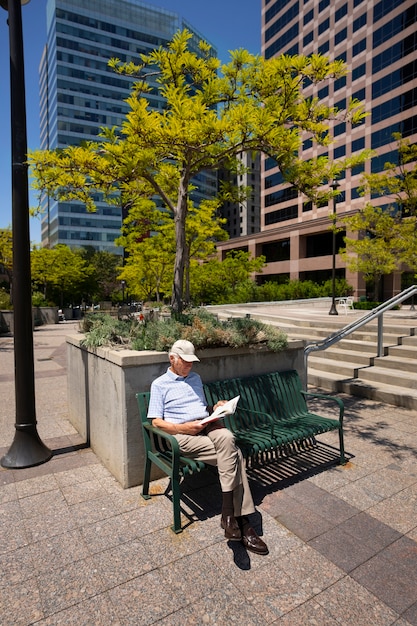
[218,0,417,300]
[39,0,217,253]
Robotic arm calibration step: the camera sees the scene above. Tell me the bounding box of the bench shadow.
[163,441,352,532]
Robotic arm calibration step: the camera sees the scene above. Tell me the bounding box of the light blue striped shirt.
[147,368,209,423]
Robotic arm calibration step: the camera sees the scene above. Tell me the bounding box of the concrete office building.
[39,0,217,253]
[218,0,417,300]
[221,151,261,239]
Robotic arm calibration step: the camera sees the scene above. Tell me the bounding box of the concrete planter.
[66,335,305,488]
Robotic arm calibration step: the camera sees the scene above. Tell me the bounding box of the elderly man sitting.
[147,339,268,555]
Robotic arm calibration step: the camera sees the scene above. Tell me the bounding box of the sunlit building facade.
[39,0,217,253]
[218,0,417,300]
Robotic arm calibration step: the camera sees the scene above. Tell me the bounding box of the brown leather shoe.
[221,515,242,541]
[241,526,269,555]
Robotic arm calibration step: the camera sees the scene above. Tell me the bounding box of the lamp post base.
[328,302,338,315]
[1,424,52,469]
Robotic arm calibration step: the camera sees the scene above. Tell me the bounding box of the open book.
[200,395,240,425]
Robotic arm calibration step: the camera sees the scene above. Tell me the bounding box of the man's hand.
[179,420,206,435]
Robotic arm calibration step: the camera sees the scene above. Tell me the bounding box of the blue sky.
[0,0,261,244]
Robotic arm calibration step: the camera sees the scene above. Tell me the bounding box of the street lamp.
[328,180,340,316]
[1,0,52,468]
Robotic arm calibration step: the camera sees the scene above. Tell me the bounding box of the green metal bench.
[136,369,345,533]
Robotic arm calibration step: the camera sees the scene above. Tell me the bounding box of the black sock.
[222,491,234,518]
[237,515,251,533]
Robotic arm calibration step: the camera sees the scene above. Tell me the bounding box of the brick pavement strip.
[0,323,417,625]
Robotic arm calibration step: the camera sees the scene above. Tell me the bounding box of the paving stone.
[38,592,122,625]
[315,576,399,625]
[0,577,44,626]
[350,537,417,614]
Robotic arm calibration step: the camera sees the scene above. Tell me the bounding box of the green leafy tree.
[116,195,228,303]
[29,30,368,312]
[79,248,122,303]
[31,245,92,307]
[340,204,402,300]
[119,235,174,303]
[340,136,417,297]
[190,251,266,304]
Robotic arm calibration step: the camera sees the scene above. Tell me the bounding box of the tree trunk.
[184,243,191,306]
[171,175,188,313]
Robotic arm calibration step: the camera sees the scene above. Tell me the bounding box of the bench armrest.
[300,390,344,423]
[233,406,275,437]
[143,421,182,475]
[143,421,181,452]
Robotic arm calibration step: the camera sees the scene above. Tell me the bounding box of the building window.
[262,239,290,262]
[334,145,346,158]
[335,3,348,21]
[265,205,298,224]
[318,18,330,35]
[303,30,314,46]
[352,63,366,81]
[353,38,367,56]
[352,137,365,152]
[304,8,314,25]
[265,186,298,207]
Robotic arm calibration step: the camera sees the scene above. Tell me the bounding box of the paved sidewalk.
[0,322,416,625]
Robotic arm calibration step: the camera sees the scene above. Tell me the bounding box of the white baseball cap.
[169,339,200,362]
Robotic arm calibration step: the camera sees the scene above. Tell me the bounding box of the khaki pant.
[175,427,255,517]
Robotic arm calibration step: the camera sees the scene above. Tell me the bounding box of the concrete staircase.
[208,302,417,408]
[266,313,417,409]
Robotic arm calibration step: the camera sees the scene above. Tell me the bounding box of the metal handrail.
[304,284,417,387]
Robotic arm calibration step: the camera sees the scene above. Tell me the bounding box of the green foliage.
[0,287,11,310]
[190,251,266,304]
[80,308,287,353]
[31,244,94,307]
[190,273,353,306]
[340,135,417,292]
[31,291,50,307]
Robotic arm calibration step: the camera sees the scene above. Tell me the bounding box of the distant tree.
[190,251,265,304]
[340,135,417,297]
[31,245,91,307]
[79,248,122,303]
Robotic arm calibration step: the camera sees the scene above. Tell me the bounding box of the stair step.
[358,366,417,390]
[310,348,373,365]
[372,355,417,372]
[388,345,417,359]
[307,357,361,378]
[400,335,417,346]
[308,370,417,410]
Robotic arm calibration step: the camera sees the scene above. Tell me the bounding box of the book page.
[200,395,240,425]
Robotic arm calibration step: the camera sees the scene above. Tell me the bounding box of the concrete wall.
[0,307,58,334]
[66,335,305,489]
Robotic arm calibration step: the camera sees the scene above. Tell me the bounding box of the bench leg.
[339,427,346,465]
[171,474,183,533]
[141,455,152,501]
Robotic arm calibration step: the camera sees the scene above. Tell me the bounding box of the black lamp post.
[1,0,52,468]
[328,180,340,316]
